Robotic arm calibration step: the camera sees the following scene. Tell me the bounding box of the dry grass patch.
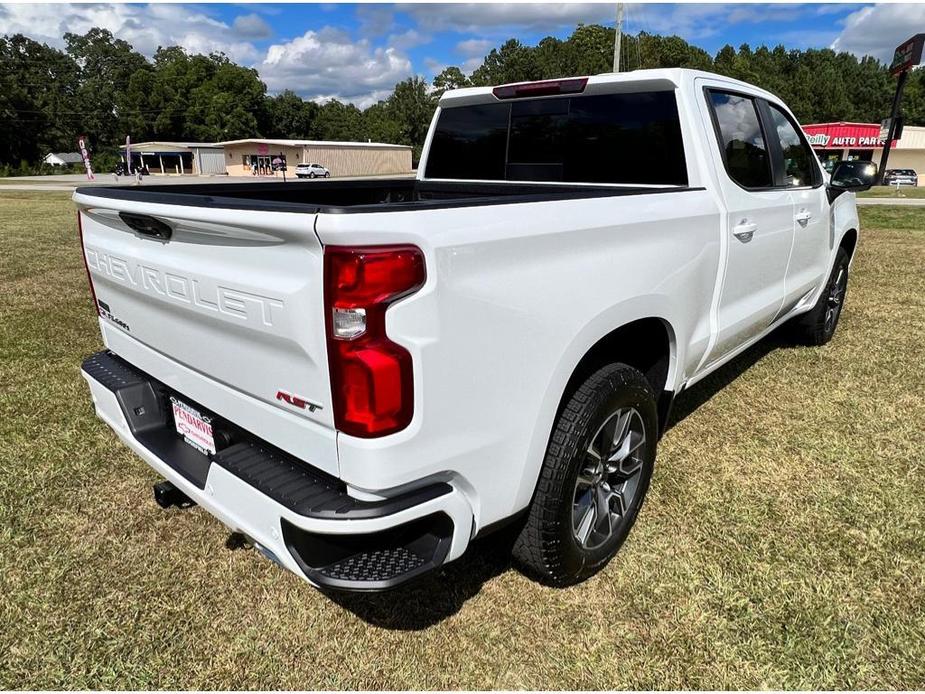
[1,190,923,688]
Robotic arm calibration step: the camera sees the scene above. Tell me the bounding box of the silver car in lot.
[883,168,918,186]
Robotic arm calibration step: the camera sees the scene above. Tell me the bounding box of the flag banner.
[77,135,95,181]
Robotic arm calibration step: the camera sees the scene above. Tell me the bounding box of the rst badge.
[276,390,322,413]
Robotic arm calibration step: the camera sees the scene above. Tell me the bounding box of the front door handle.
[732,221,758,242]
[795,210,812,226]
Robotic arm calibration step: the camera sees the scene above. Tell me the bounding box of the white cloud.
[423,57,445,74]
[0,3,261,64]
[401,3,826,44]
[356,5,396,36]
[388,28,430,50]
[620,3,820,42]
[0,4,416,105]
[831,3,925,62]
[232,13,272,40]
[456,38,493,57]
[258,27,413,106]
[399,3,616,33]
[461,56,484,76]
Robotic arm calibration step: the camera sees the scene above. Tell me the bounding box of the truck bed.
[75,178,697,214]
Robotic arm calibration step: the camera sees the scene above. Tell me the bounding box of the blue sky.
[1,3,921,106]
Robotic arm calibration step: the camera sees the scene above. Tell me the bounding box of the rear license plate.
[170,397,216,455]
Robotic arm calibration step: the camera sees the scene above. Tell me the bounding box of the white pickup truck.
[75,69,876,591]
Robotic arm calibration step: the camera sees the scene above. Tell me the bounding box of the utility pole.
[613,2,624,73]
[878,69,908,184]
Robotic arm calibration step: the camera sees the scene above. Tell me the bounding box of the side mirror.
[828,160,878,201]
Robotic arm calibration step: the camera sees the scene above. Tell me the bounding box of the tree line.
[2,24,922,173]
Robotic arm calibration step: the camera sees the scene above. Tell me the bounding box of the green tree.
[362,101,401,144]
[136,48,265,143]
[432,67,470,98]
[314,99,365,141]
[0,34,80,163]
[3,19,924,169]
[566,23,616,75]
[264,90,319,138]
[184,54,265,141]
[386,76,435,158]
[470,39,541,86]
[64,28,149,150]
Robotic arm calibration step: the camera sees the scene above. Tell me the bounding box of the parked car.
[295,162,330,178]
[112,163,148,177]
[882,168,918,186]
[73,69,874,592]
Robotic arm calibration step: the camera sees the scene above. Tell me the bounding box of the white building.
[43,152,83,166]
[119,142,227,175]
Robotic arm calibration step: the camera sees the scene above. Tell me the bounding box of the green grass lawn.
[1,191,924,689]
[859,185,925,198]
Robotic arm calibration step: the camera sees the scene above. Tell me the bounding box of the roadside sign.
[879,35,922,183]
[880,117,904,142]
[890,33,925,76]
[77,135,95,181]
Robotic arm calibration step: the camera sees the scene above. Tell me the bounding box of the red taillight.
[492,77,588,100]
[324,245,426,438]
[76,210,101,316]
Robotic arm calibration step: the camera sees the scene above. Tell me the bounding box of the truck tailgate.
[74,193,338,475]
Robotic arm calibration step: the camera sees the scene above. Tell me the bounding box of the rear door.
[761,100,830,315]
[701,87,795,362]
[75,195,335,436]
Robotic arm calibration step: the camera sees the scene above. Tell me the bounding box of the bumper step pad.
[318,547,427,583]
[282,513,453,591]
[81,350,456,590]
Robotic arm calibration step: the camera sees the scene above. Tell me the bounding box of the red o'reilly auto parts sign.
[802,123,896,150]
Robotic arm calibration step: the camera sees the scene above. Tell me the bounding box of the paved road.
[856,197,925,206]
[0,171,416,192]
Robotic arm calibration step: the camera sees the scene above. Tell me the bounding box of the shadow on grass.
[325,524,520,630]
[667,328,791,431]
[329,330,794,630]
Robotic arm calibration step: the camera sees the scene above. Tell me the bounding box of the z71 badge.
[97,299,130,332]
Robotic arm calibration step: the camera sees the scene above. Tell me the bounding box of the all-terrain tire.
[513,363,658,586]
[788,247,850,346]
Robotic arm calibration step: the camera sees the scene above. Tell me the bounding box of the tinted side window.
[767,103,816,187]
[425,102,509,180]
[709,91,772,188]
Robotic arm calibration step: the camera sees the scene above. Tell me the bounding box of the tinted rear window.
[425,91,687,185]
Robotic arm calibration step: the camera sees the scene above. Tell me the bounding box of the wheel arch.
[510,313,679,520]
[839,227,859,262]
[557,317,677,433]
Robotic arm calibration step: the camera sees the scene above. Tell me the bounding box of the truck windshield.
[425,90,687,185]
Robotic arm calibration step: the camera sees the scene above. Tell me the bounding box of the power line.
[1,107,171,115]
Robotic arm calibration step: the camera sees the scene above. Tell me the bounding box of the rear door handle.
[732,221,758,242]
[795,210,812,226]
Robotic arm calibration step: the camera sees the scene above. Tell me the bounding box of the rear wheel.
[513,363,657,586]
[788,247,850,346]
[309,172,316,179]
